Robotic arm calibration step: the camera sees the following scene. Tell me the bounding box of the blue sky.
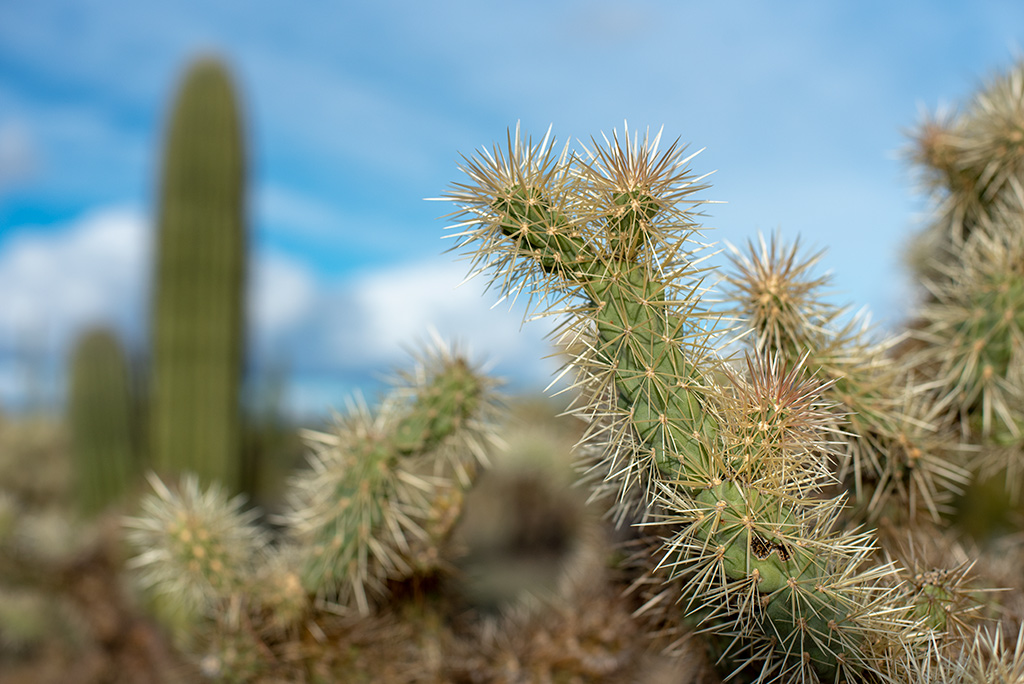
[1,1,1023,418]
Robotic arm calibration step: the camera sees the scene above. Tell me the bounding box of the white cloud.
[267,257,564,417]
[0,207,330,411]
[249,249,317,342]
[0,207,151,349]
[345,258,560,378]
[0,207,149,409]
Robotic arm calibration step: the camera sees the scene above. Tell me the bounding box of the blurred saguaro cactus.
[151,56,247,491]
[67,327,136,516]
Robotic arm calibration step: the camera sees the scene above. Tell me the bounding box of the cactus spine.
[67,327,136,515]
[151,56,247,491]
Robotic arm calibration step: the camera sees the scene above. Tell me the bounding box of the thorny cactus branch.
[443,124,944,681]
[281,341,503,613]
[721,234,969,522]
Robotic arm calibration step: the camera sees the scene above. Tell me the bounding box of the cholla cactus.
[910,60,1024,250]
[443,125,984,682]
[721,234,968,522]
[906,62,1024,506]
[124,340,502,677]
[124,472,267,616]
[117,59,1024,683]
[280,340,502,613]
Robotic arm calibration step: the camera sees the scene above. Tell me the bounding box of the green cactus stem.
[67,327,136,516]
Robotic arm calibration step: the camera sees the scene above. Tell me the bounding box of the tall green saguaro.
[152,56,246,491]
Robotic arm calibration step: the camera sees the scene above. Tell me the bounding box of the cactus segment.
[914,222,1024,444]
[911,60,1024,245]
[722,233,971,522]
[124,472,267,614]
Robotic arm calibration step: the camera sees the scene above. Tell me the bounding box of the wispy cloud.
[0,206,149,408]
[265,257,561,416]
[0,206,150,346]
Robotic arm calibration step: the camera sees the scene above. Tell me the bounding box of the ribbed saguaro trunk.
[152,56,246,490]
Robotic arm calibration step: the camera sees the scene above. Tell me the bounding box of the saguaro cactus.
[67,327,136,515]
[151,56,247,491]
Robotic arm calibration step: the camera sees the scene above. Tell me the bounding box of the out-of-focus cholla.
[126,343,490,679]
[123,343,699,682]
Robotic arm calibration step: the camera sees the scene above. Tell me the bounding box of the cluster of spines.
[720,234,969,523]
[124,472,265,616]
[281,343,499,613]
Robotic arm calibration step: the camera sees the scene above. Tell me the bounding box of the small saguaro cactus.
[151,55,247,491]
[443,125,984,682]
[67,327,136,516]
